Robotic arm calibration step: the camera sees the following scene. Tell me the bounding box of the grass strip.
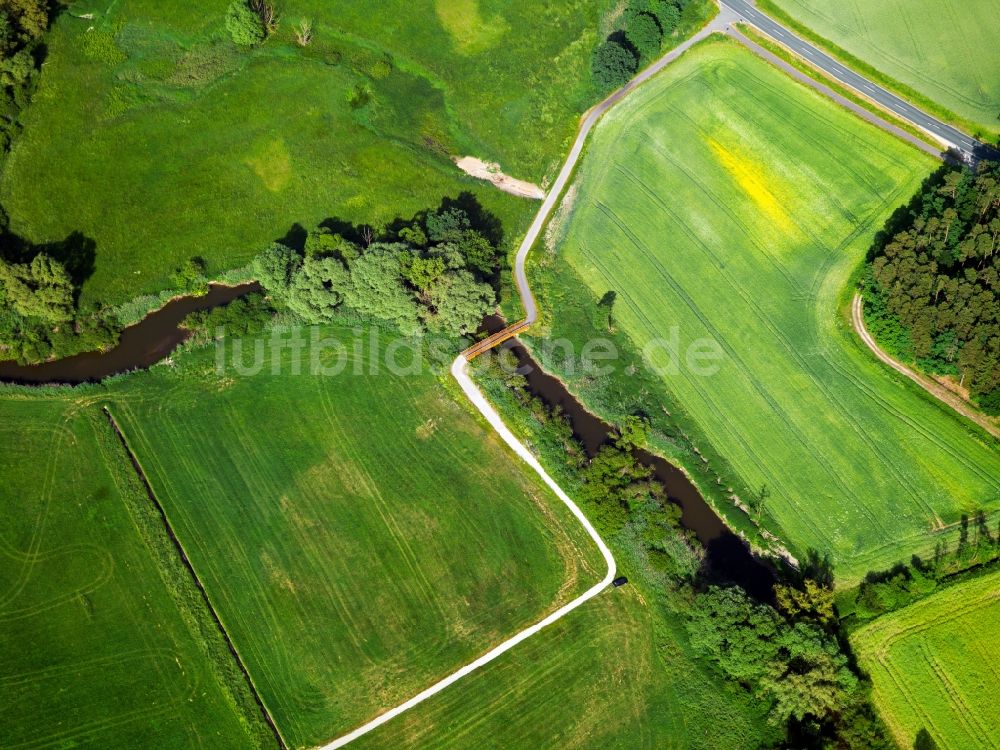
[101,405,285,750]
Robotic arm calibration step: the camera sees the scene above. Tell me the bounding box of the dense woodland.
[864,161,1000,412]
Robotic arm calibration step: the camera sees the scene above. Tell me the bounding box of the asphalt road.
[719,0,987,157]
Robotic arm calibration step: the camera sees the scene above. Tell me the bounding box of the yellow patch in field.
[708,139,793,234]
[434,0,509,55]
[244,138,292,192]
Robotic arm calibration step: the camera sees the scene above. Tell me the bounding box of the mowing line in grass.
[103,405,287,750]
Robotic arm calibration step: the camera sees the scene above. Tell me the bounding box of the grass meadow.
[346,362,775,750]
[0,395,270,748]
[0,0,615,306]
[852,567,1000,750]
[103,326,605,748]
[350,590,768,750]
[762,0,1000,136]
[533,38,1000,585]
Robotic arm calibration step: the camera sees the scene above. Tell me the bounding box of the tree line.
[846,510,1000,624]
[477,349,895,749]
[0,0,61,152]
[590,0,692,92]
[863,161,1000,413]
[252,200,502,338]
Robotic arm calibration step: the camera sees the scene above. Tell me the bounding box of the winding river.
[0,282,260,385]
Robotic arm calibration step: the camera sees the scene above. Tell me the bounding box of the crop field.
[350,589,767,750]
[852,567,1000,749]
[0,0,614,306]
[0,395,268,748]
[104,326,604,748]
[763,0,1000,133]
[535,38,1000,585]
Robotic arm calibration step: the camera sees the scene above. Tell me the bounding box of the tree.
[426,207,470,243]
[774,579,836,626]
[401,253,446,296]
[687,586,857,725]
[304,226,359,263]
[751,483,770,521]
[625,11,662,62]
[252,243,302,295]
[591,40,637,92]
[0,254,74,323]
[614,414,649,450]
[650,0,681,33]
[452,229,500,278]
[286,256,351,323]
[422,269,494,335]
[170,257,207,293]
[225,0,266,46]
[1,0,49,41]
[914,728,938,750]
[342,245,421,335]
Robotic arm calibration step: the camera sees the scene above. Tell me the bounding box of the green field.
[534,38,1000,585]
[103,327,603,748]
[0,0,617,306]
[350,590,767,750]
[0,395,269,748]
[346,364,773,750]
[852,567,1000,749]
[763,0,1000,134]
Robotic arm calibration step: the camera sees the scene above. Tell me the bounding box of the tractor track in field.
[315,2,1000,747]
[319,12,737,750]
[851,295,1000,441]
[103,407,288,750]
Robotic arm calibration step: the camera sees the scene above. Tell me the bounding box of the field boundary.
[318,358,617,748]
[102,406,287,750]
[753,0,999,142]
[851,294,1000,441]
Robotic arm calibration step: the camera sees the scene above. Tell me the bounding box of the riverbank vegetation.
[251,199,503,338]
[862,161,1000,414]
[530,38,1000,585]
[0,0,631,306]
[0,250,118,363]
[102,328,604,748]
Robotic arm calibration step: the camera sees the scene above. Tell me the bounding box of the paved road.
[851,295,999,440]
[719,0,987,157]
[726,27,941,159]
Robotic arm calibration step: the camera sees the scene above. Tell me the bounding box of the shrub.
[225,0,266,47]
[591,40,637,92]
[625,11,662,61]
[169,257,208,294]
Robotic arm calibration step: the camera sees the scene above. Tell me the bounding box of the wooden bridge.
[461,319,531,360]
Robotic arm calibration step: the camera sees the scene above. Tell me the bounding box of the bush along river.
[2,296,776,596]
[478,319,776,601]
[0,283,260,385]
